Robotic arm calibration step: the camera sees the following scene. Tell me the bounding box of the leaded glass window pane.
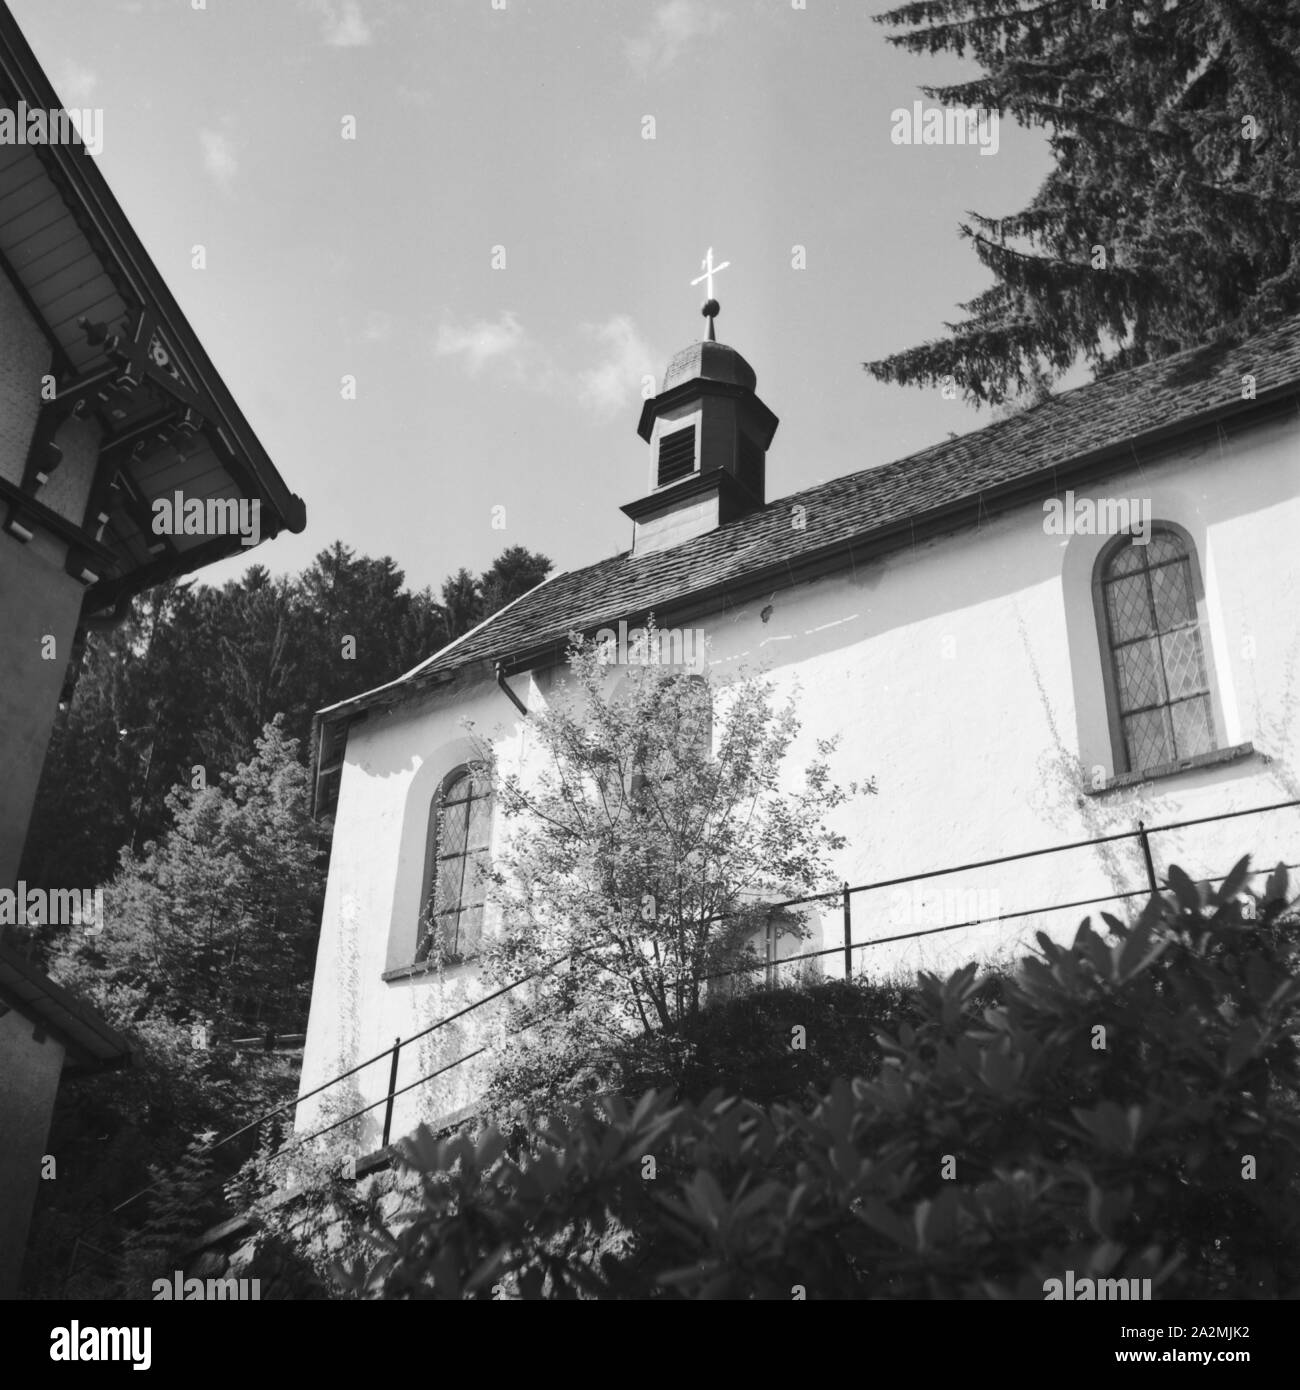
[1123,708,1173,773]
[1106,573,1153,643]
[1149,561,1195,627]
[466,790,493,853]
[1115,638,1166,712]
[438,798,469,857]
[1170,697,1214,759]
[1146,531,1184,564]
[1106,540,1147,576]
[1160,626,1208,700]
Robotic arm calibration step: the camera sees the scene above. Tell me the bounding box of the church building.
[299,285,1300,1154]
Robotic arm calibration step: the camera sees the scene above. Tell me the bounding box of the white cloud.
[626,1,726,77]
[575,315,658,418]
[54,59,98,105]
[303,0,373,48]
[435,311,529,376]
[198,127,239,191]
[434,312,658,421]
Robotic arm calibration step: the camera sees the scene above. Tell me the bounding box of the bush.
[335,857,1300,1299]
[612,974,983,1108]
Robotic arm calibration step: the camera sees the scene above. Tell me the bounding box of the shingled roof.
[322,312,1300,727]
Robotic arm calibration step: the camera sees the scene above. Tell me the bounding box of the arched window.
[417,766,491,963]
[1097,527,1218,775]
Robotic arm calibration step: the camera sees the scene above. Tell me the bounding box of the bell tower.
[623,249,778,555]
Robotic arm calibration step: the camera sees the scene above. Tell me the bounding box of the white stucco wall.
[297,666,548,1149]
[299,408,1300,1148]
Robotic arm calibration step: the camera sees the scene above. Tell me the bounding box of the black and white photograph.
[1,0,1298,1358]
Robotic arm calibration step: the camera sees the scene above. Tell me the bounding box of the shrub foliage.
[335,857,1300,1299]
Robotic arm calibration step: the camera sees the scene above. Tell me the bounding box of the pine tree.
[868,0,1300,404]
[479,544,552,616]
[293,542,449,737]
[440,567,483,640]
[116,1133,222,1299]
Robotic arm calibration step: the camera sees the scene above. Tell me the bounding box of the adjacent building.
[0,2,307,888]
[0,3,306,1296]
[0,937,130,1298]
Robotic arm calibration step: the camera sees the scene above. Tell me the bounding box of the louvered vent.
[656,425,696,487]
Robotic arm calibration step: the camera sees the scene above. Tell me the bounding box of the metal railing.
[72,794,1300,1274]
[222,795,1300,1159]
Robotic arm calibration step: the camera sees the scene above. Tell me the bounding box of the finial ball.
[701,298,720,319]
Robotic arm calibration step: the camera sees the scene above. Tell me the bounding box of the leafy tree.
[867,0,1300,405]
[20,720,326,1295]
[75,717,326,1038]
[473,627,871,1108]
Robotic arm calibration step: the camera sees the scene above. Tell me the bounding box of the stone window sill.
[1085,741,1259,796]
[382,956,477,983]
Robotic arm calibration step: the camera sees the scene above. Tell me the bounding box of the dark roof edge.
[0,937,133,1070]
[84,532,276,613]
[499,377,1300,673]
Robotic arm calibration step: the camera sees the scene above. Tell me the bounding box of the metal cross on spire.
[690,246,730,341]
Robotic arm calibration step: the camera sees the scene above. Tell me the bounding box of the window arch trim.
[416,762,492,964]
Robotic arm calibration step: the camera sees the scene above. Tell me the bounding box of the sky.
[11,0,1057,597]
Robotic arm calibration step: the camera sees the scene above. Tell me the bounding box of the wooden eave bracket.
[19,395,68,494]
[101,308,210,420]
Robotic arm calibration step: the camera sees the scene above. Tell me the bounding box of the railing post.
[1136,821,1159,896]
[381,1036,401,1147]
[842,881,852,980]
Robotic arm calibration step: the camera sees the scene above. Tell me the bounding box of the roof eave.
[0,7,307,543]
